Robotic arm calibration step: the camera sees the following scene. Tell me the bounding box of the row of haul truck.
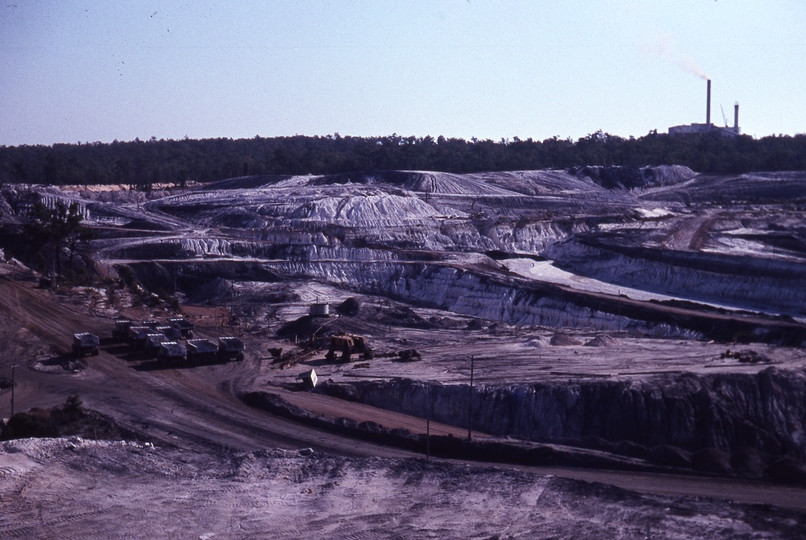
[72,317,245,366]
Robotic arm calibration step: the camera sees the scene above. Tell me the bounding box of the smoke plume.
[645,33,709,80]
[678,55,709,80]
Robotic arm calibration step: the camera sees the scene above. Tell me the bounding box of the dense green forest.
[1,131,805,188]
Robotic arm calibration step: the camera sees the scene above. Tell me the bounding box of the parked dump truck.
[218,336,245,362]
[155,325,182,340]
[158,341,187,365]
[72,332,100,357]
[111,319,133,342]
[186,339,219,364]
[169,318,195,338]
[127,326,152,350]
[324,333,373,362]
[144,333,169,358]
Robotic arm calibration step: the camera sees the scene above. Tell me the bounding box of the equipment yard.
[1,167,806,538]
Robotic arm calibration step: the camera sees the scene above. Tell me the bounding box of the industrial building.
[669,79,741,137]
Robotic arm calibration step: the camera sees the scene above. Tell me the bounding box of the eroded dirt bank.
[320,368,806,480]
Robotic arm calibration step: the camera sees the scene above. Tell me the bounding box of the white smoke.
[678,55,709,80]
[645,33,709,80]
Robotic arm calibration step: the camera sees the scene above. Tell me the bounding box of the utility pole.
[11,364,17,417]
[467,355,474,441]
[426,385,431,460]
[230,283,235,328]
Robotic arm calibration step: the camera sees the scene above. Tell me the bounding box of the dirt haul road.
[0,274,413,459]
[3,273,806,512]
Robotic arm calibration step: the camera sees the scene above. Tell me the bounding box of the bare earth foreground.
[2,168,806,538]
[3,439,805,540]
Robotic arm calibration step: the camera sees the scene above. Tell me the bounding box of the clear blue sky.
[1,1,804,146]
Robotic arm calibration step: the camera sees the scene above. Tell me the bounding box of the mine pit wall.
[265,260,804,342]
[548,237,806,316]
[130,258,678,336]
[336,368,806,462]
[479,219,590,254]
[124,257,806,342]
[267,260,669,334]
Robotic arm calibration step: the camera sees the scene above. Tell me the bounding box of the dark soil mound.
[765,458,806,485]
[691,448,733,474]
[186,277,232,305]
[584,335,620,347]
[648,445,692,468]
[730,447,767,476]
[550,334,582,346]
[1,396,144,442]
[121,218,173,231]
[573,165,695,191]
[382,306,434,329]
[276,315,320,340]
[466,319,486,330]
[336,297,361,316]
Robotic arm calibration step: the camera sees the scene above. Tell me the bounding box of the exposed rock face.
[548,235,806,316]
[337,368,806,462]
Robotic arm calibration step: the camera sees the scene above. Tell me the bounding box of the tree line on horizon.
[1,131,804,188]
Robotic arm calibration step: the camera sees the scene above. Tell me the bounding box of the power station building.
[669,79,741,137]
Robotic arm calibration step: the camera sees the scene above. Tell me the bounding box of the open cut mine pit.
[2,167,806,537]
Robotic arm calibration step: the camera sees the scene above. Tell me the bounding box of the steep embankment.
[325,368,806,477]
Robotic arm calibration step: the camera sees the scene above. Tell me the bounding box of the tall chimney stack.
[706,79,712,126]
[734,101,740,133]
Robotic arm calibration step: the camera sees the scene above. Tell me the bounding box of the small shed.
[296,368,318,388]
[310,303,330,317]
